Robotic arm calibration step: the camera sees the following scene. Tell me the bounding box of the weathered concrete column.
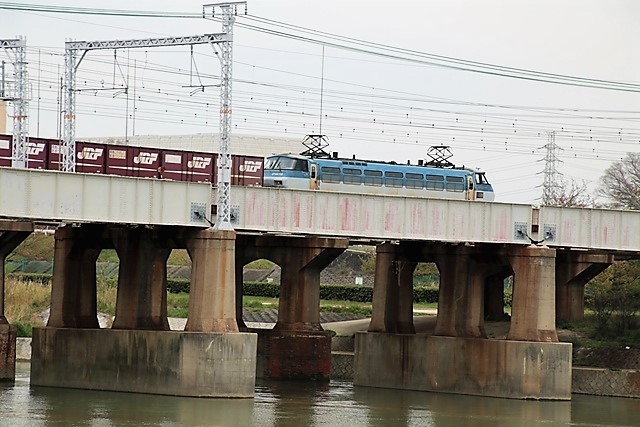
[48,225,103,328]
[368,243,416,334]
[185,229,238,332]
[507,246,558,342]
[556,252,613,323]
[0,221,33,382]
[274,237,347,332]
[111,227,171,331]
[432,245,486,338]
[237,235,347,380]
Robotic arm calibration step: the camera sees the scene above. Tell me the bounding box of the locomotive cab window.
[475,173,489,185]
[265,156,308,172]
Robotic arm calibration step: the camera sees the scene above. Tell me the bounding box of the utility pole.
[203,1,246,230]
[539,131,563,205]
[1,37,29,168]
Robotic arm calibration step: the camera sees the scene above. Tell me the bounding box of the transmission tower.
[539,131,563,204]
[1,37,29,168]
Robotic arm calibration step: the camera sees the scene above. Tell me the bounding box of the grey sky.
[1,0,638,204]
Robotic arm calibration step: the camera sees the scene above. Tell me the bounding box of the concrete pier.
[237,235,348,380]
[355,243,573,400]
[30,224,256,397]
[31,328,256,397]
[354,333,572,400]
[0,221,33,381]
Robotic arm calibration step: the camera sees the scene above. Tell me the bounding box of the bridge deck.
[1,168,639,253]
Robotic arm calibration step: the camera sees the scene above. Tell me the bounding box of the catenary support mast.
[204,1,246,230]
[1,37,29,168]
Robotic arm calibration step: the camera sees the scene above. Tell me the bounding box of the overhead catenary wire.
[2,3,637,206]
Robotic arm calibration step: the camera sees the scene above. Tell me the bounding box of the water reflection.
[1,363,639,427]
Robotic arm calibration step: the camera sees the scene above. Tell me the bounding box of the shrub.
[167,278,190,294]
[7,272,51,285]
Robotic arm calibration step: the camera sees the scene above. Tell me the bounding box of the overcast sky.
[1,0,639,204]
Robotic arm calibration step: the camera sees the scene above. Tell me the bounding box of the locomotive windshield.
[265,156,308,172]
[475,172,490,185]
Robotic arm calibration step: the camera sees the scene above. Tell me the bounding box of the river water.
[1,362,639,427]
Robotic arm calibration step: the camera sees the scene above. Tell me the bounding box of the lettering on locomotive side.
[27,143,46,156]
[77,147,104,161]
[187,156,212,169]
[239,160,263,173]
[133,152,159,165]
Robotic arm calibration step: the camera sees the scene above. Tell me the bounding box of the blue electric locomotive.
[263,147,495,202]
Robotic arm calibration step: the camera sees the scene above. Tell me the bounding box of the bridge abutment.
[355,244,572,400]
[0,221,33,381]
[31,224,256,398]
[237,235,348,380]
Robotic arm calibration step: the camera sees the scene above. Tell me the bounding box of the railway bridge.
[0,167,638,400]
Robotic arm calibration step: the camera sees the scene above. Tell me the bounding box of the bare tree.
[546,178,595,207]
[599,153,640,209]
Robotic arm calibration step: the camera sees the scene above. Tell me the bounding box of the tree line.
[552,153,640,341]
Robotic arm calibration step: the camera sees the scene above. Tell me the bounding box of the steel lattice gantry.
[61,33,226,174]
[1,37,29,168]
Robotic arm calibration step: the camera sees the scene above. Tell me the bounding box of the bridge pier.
[368,243,416,334]
[0,221,33,382]
[47,225,104,328]
[355,244,572,400]
[237,235,348,380]
[31,224,256,397]
[111,227,173,330]
[555,251,613,323]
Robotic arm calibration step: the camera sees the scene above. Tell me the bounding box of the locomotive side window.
[343,168,362,185]
[385,171,403,188]
[364,169,383,186]
[321,166,341,183]
[426,174,444,191]
[445,176,465,192]
[406,172,424,189]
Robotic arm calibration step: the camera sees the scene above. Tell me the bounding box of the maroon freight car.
[0,134,264,186]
